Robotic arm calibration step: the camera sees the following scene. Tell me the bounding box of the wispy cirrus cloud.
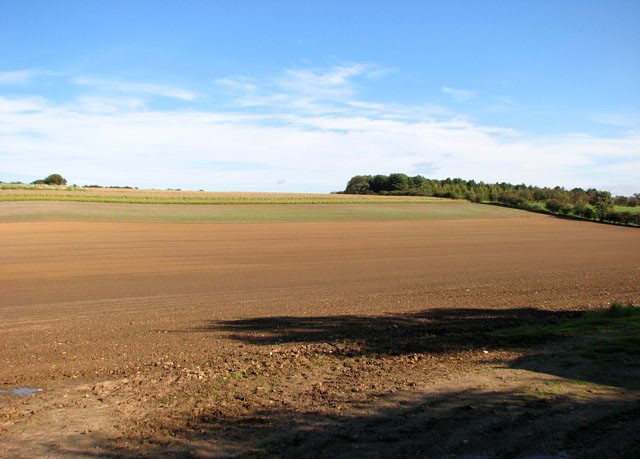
[591,111,640,132]
[0,69,35,85]
[441,86,475,102]
[215,63,395,116]
[69,96,147,114]
[214,77,258,94]
[73,77,198,101]
[277,64,366,98]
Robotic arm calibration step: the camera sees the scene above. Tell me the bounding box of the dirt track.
[1,217,639,458]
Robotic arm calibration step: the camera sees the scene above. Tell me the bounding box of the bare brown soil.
[1,217,639,458]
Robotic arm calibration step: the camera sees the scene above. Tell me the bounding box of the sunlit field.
[0,186,446,205]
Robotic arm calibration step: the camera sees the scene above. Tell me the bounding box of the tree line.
[343,173,640,226]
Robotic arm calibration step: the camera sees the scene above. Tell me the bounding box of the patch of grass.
[506,302,640,336]
[535,381,564,395]
[614,206,640,214]
[503,302,640,356]
[587,336,640,354]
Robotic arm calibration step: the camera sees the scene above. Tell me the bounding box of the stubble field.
[1,199,639,458]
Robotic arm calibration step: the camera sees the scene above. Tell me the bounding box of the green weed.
[221,370,247,383]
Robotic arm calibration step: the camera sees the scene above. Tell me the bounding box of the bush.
[604,211,622,223]
[618,211,636,226]
[559,204,573,215]
[32,174,67,186]
[44,174,67,185]
[589,191,613,220]
[544,199,563,213]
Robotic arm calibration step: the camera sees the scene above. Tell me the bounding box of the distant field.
[615,206,640,213]
[0,187,446,205]
[0,186,535,223]
[0,200,532,223]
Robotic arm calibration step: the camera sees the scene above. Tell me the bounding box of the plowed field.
[1,215,639,458]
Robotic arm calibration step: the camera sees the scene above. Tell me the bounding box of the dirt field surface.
[1,216,639,458]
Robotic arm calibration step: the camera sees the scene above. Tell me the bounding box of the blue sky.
[1,1,639,194]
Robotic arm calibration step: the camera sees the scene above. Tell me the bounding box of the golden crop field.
[0,185,450,205]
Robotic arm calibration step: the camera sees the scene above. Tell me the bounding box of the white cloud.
[215,64,391,116]
[591,112,640,131]
[0,96,48,113]
[1,64,639,194]
[73,77,198,101]
[278,64,365,96]
[214,77,258,94]
[68,96,147,114]
[441,86,475,102]
[0,70,34,85]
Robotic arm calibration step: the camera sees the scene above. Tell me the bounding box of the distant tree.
[589,191,613,221]
[370,175,390,193]
[411,175,427,189]
[559,203,573,215]
[545,199,563,213]
[44,174,67,185]
[345,175,371,194]
[342,173,637,226]
[388,173,410,191]
[32,173,67,186]
[581,206,595,219]
[614,196,629,206]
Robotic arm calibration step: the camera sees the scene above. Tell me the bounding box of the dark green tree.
[345,175,371,194]
[370,175,390,193]
[544,199,563,213]
[342,173,638,226]
[388,173,410,191]
[411,175,427,189]
[589,191,613,221]
[44,174,67,185]
[32,174,67,185]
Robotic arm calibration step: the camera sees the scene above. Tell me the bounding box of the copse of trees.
[343,174,640,226]
[31,173,68,186]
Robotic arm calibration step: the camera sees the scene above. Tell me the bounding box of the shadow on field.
[204,307,580,356]
[206,307,640,390]
[511,342,640,391]
[42,308,640,458]
[47,387,640,458]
